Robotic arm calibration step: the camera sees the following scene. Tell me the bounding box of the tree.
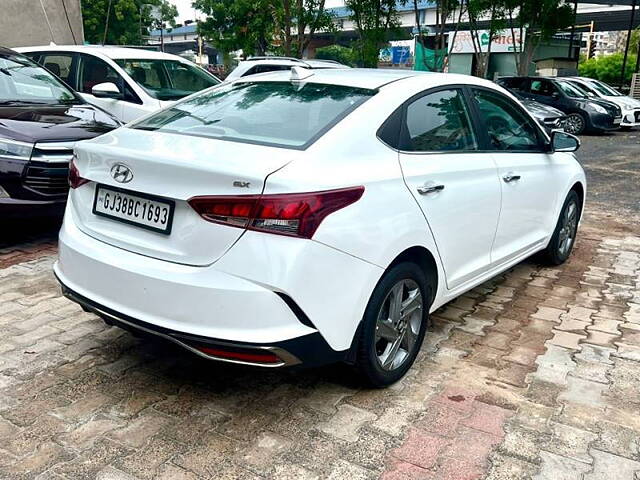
[280,0,335,57]
[194,0,278,58]
[413,0,461,72]
[465,0,507,78]
[315,44,356,65]
[579,53,638,85]
[504,0,574,75]
[82,0,178,45]
[345,0,402,67]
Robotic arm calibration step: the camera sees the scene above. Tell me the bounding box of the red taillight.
[68,158,89,189]
[194,345,282,364]
[188,186,364,239]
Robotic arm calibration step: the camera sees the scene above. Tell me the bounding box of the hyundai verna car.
[497,76,621,135]
[55,68,585,386]
[0,46,120,218]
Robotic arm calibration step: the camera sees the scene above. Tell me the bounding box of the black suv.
[497,76,622,134]
[0,46,120,218]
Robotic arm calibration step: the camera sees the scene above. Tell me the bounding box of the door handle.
[417,184,445,195]
[502,173,521,183]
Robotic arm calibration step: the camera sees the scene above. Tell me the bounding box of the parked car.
[496,76,622,135]
[510,91,566,133]
[15,46,221,123]
[0,46,120,218]
[225,56,349,81]
[56,68,585,386]
[564,76,640,129]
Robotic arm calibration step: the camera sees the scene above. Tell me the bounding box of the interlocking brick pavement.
[3,153,640,480]
[1,210,638,479]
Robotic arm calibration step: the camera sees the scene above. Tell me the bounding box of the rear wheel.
[541,190,580,265]
[564,113,586,135]
[355,262,431,387]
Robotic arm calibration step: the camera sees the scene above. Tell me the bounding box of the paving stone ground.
[1,131,639,479]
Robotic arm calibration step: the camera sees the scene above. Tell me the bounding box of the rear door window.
[38,53,76,88]
[401,89,477,152]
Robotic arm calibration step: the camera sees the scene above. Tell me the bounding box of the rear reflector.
[188,186,364,239]
[68,157,89,189]
[194,345,282,364]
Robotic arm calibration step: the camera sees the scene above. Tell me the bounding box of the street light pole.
[620,0,638,88]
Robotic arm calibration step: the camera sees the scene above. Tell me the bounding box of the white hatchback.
[16,46,220,123]
[56,68,586,386]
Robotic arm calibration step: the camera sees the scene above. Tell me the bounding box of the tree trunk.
[283,0,292,56]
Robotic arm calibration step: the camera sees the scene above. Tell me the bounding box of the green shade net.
[414,40,446,72]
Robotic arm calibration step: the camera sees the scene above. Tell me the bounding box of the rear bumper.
[57,278,344,368]
[55,203,381,363]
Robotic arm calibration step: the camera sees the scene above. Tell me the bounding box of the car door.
[398,87,502,290]
[469,87,562,266]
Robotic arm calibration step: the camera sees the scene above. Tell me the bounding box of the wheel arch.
[569,181,585,219]
[386,246,439,308]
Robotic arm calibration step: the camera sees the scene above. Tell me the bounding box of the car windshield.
[131,81,376,149]
[115,58,220,101]
[589,80,622,96]
[0,53,78,105]
[556,81,588,99]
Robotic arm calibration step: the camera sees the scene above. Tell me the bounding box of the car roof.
[14,45,183,61]
[236,68,494,91]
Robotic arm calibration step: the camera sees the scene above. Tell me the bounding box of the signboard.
[449,29,525,54]
[391,46,411,64]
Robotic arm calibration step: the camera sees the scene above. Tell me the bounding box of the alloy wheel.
[558,200,578,257]
[374,279,423,371]
[564,114,584,135]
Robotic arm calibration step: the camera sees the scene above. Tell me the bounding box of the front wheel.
[564,113,586,135]
[541,190,581,265]
[355,262,431,387]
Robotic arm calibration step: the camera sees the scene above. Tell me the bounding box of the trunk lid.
[71,128,295,265]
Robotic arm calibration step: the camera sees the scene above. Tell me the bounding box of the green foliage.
[315,44,356,66]
[194,0,277,56]
[82,0,178,45]
[579,53,638,85]
[345,0,402,67]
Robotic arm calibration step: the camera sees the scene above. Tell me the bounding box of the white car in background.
[566,76,640,128]
[56,68,585,386]
[16,46,221,123]
[225,56,348,81]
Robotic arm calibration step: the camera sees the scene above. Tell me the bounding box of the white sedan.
[56,68,585,386]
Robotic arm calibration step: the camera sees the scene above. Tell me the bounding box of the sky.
[172,0,345,23]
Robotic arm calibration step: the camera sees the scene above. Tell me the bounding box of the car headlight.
[587,103,608,114]
[0,137,33,160]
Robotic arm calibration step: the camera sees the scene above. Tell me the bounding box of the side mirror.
[550,129,580,152]
[91,82,122,99]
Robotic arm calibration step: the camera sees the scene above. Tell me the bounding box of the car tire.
[541,190,581,265]
[564,113,586,135]
[355,262,432,387]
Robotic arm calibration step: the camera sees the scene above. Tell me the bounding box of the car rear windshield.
[115,59,220,100]
[131,81,376,149]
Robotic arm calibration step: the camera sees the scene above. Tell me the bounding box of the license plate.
[92,184,175,234]
[614,118,622,124]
